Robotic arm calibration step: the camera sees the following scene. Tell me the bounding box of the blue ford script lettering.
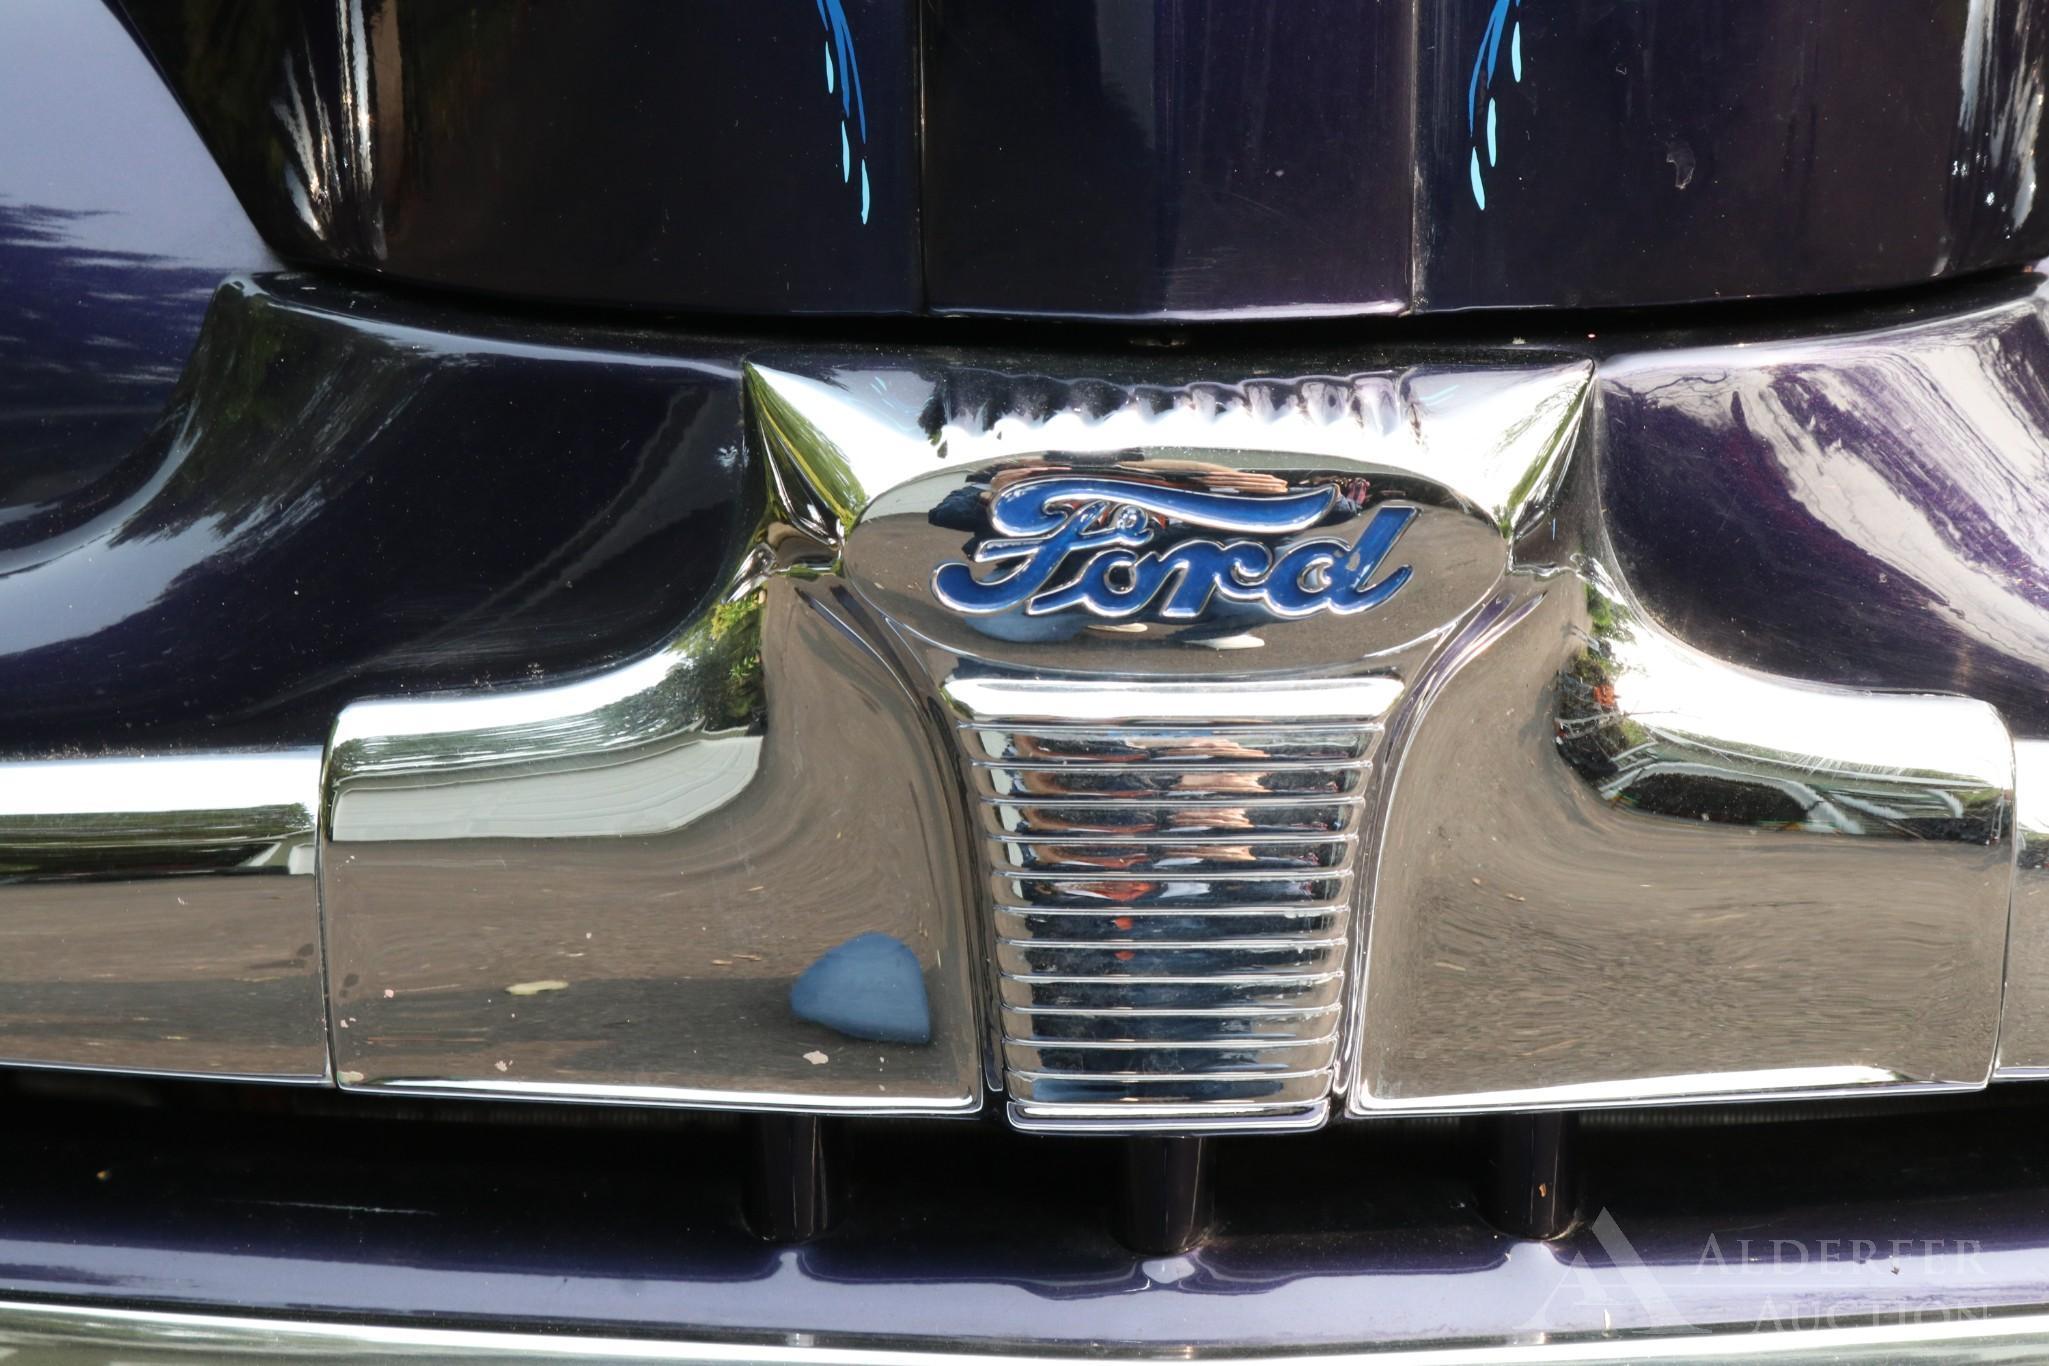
[931,477,1418,620]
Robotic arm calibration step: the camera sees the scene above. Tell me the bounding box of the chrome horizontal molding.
[995,941,1348,978]
[12,1295,2049,1365]
[965,724,1375,764]
[945,677,1406,724]
[0,751,327,1081]
[974,763,1372,801]
[1347,1065,1946,1117]
[993,873,1352,910]
[1008,1066,1334,1108]
[1008,1098,1333,1132]
[990,837,1353,876]
[1002,1002,1343,1042]
[1004,1035,1339,1075]
[992,907,1348,942]
[998,971,1346,1012]
[985,799,1362,838]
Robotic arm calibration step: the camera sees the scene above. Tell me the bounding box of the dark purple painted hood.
[116,0,2049,320]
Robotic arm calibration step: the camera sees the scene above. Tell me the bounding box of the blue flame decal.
[816,0,870,224]
[1467,0,1525,210]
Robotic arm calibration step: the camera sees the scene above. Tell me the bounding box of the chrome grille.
[944,683,1388,1132]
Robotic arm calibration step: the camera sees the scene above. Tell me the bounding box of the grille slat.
[1008,1070,1336,1109]
[984,799,1359,839]
[993,907,1348,942]
[966,726,1373,765]
[997,971,1346,1012]
[975,764,1369,801]
[1001,1005,1342,1043]
[1004,1037,1340,1077]
[993,872,1350,910]
[992,836,1353,876]
[996,940,1349,978]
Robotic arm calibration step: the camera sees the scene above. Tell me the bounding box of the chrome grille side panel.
[322,572,985,1114]
[1350,570,2016,1113]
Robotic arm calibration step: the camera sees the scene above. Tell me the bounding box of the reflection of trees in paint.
[817,0,871,225]
[1466,0,1525,210]
[0,200,228,518]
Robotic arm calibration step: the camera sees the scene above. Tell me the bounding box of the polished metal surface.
[301,317,2046,1125]
[10,1295,2049,1364]
[9,306,2049,1125]
[323,563,982,1112]
[0,751,326,1080]
[750,353,1593,1129]
[950,680,1387,1132]
[1351,507,2016,1112]
[1997,739,2049,1076]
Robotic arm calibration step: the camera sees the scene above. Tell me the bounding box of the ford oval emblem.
[929,474,1417,621]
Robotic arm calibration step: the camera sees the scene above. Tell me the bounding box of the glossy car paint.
[0,276,750,752]
[1601,283,2049,737]
[922,0,1413,318]
[1420,0,2049,310]
[8,267,2047,758]
[0,0,276,514]
[115,0,922,314]
[111,0,2049,319]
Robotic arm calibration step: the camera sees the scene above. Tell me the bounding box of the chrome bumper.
[5,274,2049,1132]
[5,1298,2049,1364]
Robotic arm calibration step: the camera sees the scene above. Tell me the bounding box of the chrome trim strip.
[994,909,1349,943]
[944,677,1405,724]
[1005,1017,1339,1046]
[975,765,1371,800]
[997,970,1347,1012]
[963,725,1375,764]
[984,801,1361,839]
[0,750,327,1081]
[10,1296,2049,1364]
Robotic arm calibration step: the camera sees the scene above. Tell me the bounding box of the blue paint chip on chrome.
[790,932,932,1044]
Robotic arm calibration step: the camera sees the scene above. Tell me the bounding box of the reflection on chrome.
[747,353,1592,1131]
[0,751,326,1080]
[951,674,1387,1132]
[1558,559,2010,844]
[22,329,2049,1138]
[1996,739,2049,1076]
[1353,547,2015,1115]
[13,1294,2049,1364]
[323,494,982,1113]
[328,589,767,845]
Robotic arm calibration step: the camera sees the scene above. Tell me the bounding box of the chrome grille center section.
[943,679,1394,1132]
